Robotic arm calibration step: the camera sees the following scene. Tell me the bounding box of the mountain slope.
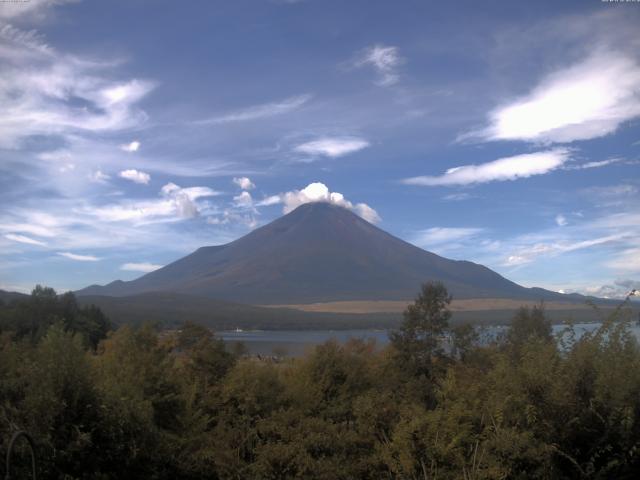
[76,292,400,330]
[0,289,29,303]
[77,202,574,304]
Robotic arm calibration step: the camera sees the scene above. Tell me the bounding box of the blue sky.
[0,0,638,299]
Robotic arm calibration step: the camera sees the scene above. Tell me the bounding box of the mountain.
[77,202,578,304]
[0,289,28,303]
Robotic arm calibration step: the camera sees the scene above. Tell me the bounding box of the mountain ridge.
[77,202,587,304]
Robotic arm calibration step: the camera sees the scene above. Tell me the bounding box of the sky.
[0,0,639,299]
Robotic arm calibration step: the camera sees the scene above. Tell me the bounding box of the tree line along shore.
[1,283,639,479]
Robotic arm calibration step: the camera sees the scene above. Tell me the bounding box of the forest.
[1,283,639,479]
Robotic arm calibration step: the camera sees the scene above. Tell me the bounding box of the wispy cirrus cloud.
[0,24,155,148]
[582,184,638,198]
[411,227,484,250]
[255,195,281,207]
[294,137,369,159]
[495,212,640,269]
[88,170,110,184]
[195,94,312,125]
[465,52,640,144]
[564,158,623,170]
[605,248,640,274]
[579,184,639,209]
[87,183,220,224]
[4,233,47,246]
[403,149,570,186]
[442,193,474,202]
[353,44,402,86]
[0,23,53,53]
[0,200,235,258]
[0,219,57,238]
[504,234,628,267]
[0,0,77,19]
[57,251,100,262]
[120,262,163,273]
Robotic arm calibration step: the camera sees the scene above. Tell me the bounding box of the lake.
[219,322,640,357]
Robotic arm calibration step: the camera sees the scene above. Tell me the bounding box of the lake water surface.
[219,322,640,356]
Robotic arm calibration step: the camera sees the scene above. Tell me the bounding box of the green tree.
[451,323,479,361]
[178,323,235,380]
[507,303,552,348]
[0,286,111,348]
[16,323,100,478]
[92,324,184,478]
[390,281,452,378]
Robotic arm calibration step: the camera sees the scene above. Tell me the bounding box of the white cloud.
[159,182,221,219]
[588,212,640,230]
[196,94,312,124]
[580,184,639,209]
[606,248,640,273]
[206,208,258,228]
[57,251,100,262]
[0,202,235,258]
[120,262,164,273]
[555,214,568,227]
[256,195,281,207]
[504,234,626,266]
[233,176,255,190]
[403,149,570,186]
[161,182,219,202]
[88,170,110,183]
[4,233,47,246]
[584,184,638,198]
[0,38,156,148]
[0,22,156,149]
[0,0,77,19]
[88,183,220,223]
[412,227,484,249]
[468,52,640,143]
[265,182,381,223]
[119,169,150,185]
[579,279,640,299]
[294,137,370,158]
[352,203,380,224]
[89,200,176,223]
[233,191,253,208]
[442,193,473,201]
[0,221,56,238]
[0,23,52,53]
[565,158,622,170]
[121,140,140,152]
[354,44,402,86]
[101,80,152,106]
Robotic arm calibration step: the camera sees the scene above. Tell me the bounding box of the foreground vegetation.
[1,284,639,479]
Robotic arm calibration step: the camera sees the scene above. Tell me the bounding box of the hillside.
[76,292,400,330]
[0,289,28,303]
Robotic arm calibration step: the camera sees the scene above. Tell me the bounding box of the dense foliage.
[1,283,640,479]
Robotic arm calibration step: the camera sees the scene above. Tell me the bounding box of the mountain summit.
[78,202,568,304]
